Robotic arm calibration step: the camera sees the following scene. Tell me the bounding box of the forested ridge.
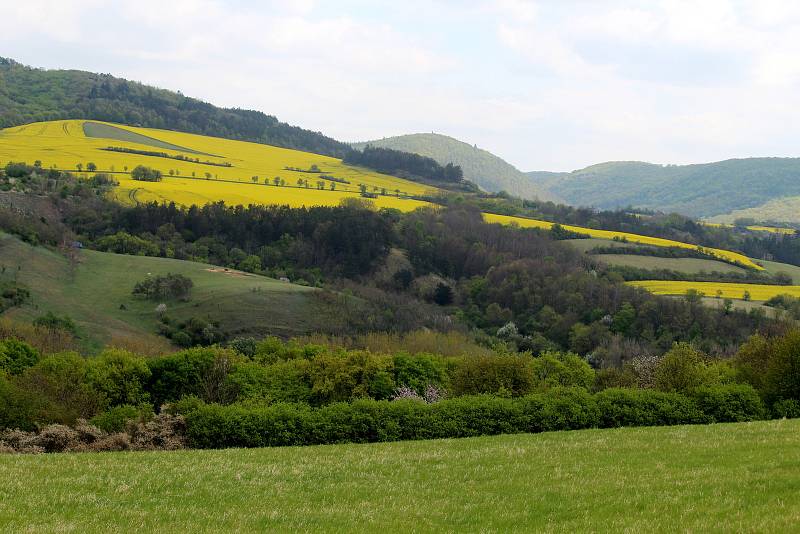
[0,58,350,157]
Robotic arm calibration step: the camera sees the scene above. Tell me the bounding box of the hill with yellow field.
[0,120,436,211]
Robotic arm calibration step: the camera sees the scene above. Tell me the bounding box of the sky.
[3,0,800,171]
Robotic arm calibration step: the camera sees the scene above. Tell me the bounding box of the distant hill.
[0,57,349,157]
[353,133,559,202]
[535,158,800,219]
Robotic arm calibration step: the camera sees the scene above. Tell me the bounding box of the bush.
[184,387,733,450]
[132,273,193,301]
[393,352,447,395]
[772,399,800,419]
[0,338,39,375]
[763,330,800,404]
[32,312,77,335]
[689,384,766,423]
[130,165,163,182]
[654,343,712,393]
[87,349,151,407]
[530,351,594,390]
[451,354,534,397]
[90,404,153,433]
[594,388,704,427]
[147,347,240,406]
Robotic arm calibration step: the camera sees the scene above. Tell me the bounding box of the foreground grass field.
[1,419,798,532]
[0,233,325,352]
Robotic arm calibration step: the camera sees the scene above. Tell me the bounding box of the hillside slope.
[537,158,800,219]
[0,57,348,157]
[0,233,329,352]
[353,133,558,202]
[0,120,435,212]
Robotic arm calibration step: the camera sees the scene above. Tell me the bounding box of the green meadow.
[1,419,798,533]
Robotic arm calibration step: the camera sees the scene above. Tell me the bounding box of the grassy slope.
[353,133,559,202]
[0,234,324,352]
[594,254,746,274]
[707,195,800,225]
[541,158,800,219]
[1,419,799,532]
[761,260,800,283]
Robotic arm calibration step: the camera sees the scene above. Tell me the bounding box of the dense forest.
[344,145,464,184]
[0,163,782,363]
[0,58,350,157]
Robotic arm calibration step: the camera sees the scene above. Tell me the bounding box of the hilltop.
[0,57,349,157]
[536,158,800,220]
[353,133,558,202]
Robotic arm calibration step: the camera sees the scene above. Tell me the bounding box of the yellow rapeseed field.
[627,280,800,300]
[483,213,764,270]
[0,120,436,210]
[0,120,765,271]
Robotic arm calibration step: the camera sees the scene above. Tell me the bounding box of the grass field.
[761,260,800,284]
[701,221,796,235]
[0,120,437,211]
[483,213,763,270]
[0,233,326,352]
[1,419,798,532]
[627,280,800,300]
[594,254,746,274]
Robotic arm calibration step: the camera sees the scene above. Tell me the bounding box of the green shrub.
[772,399,800,419]
[33,312,77,335]
[763,330,800,404]
[689,384,766,423]
[530,351,594,390]
[15,353,106,424]
[594,388,704,427]
[87,349,151,407]
[147,347,238,406]
[654,343,712,393]
[393,352,447,394]
[90,404,153,433]
[132,273,193,301]
[451,354,534,397]
[0,338,39,375]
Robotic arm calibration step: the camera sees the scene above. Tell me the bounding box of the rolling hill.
[535,158,800,220]
[0,57,349,157]
[352,133,559,202]
[0,119,776,274]
[0,120,435,211]
[0,232,331,353]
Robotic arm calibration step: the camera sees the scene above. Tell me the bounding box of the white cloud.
[2,0,800,170]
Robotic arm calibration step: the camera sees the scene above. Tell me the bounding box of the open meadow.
[0,233,325,352]
[1,419,798,533]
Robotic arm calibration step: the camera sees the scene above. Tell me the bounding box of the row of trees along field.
[457,192,800,264]
[1,329,798,452]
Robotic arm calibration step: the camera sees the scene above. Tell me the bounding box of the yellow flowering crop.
[627,280,800,300]
[483,213,763,270]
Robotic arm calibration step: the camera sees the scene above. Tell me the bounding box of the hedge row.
[184,385,766,449]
